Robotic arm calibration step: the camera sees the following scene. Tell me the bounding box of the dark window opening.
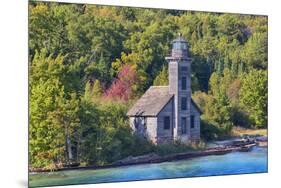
[181,97,187,110]
[182,76,187,90]
[144,117,147,130]
[181,66,188,72]
[164,116,170,130]
[191,115,195,129]
[181,117,187,134]
[134,118,139,130]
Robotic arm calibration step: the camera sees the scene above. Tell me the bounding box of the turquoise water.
[29,146,267,187]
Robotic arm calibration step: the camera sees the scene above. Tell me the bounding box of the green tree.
[48,93,81,164]
[30,50,82,168]
[30,51,70,168]
[84,80,93,101]
[241,32,267,70]
[240,70,268,128]
[92,80,103,97]
[77,97,101,165]
[30,78,66,169]
[153,66,168,86]
[209,72,220,96]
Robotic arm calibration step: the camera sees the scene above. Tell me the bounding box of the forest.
[29,2,268,170]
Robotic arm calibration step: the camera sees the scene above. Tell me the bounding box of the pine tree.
[224,56,230,70]
[92,80,103,97]
[231,61,238,77]
[153,66,168,86]
[84,80,93,101]
[216,60,224,77]
[238,62,245,76]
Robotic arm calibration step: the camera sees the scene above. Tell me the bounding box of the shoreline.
[30,139,266,174]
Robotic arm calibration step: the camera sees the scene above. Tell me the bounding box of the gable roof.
[127,86,173,117]
[127,86,203,117]
[191,98,203,114]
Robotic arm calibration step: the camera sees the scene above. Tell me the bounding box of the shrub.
[200,120,222,141]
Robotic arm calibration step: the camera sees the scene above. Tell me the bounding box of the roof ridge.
[127,86,173,117]
[150,85,168,87]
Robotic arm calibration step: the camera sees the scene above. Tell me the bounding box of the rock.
[256,136,268,142]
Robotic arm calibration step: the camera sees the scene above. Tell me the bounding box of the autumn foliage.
[105,64,137,101]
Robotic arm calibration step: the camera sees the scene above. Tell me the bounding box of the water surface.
[29,146,267,187]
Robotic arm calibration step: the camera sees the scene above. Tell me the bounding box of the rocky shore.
[30,137,266,173]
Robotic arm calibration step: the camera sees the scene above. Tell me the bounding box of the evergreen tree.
[84,80,93,101]
[92,80,103,97]
[238,62,245,76]
[153,66,168,86]
[241,32,267,70]
[230,61,238,77]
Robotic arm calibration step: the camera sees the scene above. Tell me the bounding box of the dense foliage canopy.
[29,2,268,169]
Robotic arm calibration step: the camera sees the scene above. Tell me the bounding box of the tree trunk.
[65,125,73,164]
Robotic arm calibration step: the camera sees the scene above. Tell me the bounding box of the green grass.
[154,140,206,156]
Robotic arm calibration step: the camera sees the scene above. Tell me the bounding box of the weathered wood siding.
[177,61,192,143]
[129,116,158,144]
[146,117,158,143]
[129,117,145,133]
[190,102,201,141]
[168,61,179,140]
[156,98,174,144]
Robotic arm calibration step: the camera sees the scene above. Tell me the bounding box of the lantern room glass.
[173,41,187,50]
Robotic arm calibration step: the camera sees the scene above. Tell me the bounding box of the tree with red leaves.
[105,64,137,101]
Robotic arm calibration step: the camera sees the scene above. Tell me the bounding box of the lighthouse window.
[173,42,187,50]
[181,97,187,110]
[180,43,187,50]
[191,115,195,129]
[173,42,180,49]
[181,117,187,134]
[181,66,188,72]
[181,76,187,90]
[164,116,170,130]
